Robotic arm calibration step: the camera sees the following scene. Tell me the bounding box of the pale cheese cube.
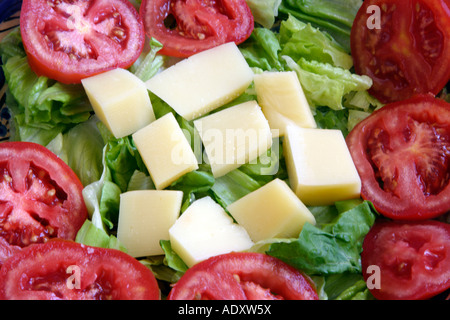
[254,71,316,137]
[117,190,183,257]
[132,112,198,190]
[81,68,155,138]
[227,178,316,242]
[145,42,254,121]
[194,100,272,178]
[169,196,254,267]
[284,125,361,206]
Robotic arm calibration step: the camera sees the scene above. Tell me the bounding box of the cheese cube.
[227,178,316,242]
[132,112,198,190]
[117,190,183,257]
[283,125,361,206]
[81,68,155,138]
[194,100,272,178]
[169,196,254,267]
[145,42,254,121]
[254,71,316,137]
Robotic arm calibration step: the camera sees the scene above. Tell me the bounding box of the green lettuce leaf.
[279,15,353,69]
[46,116,104,186]
[75,219,126,251]
[0,28,92,145]
[245,0,282,29]
[129,37,165,82]
[239,28,284,72]
[284,56,372,110]
[279,0,363,52]
[267,200,378,275]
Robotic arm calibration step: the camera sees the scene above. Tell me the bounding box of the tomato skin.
[0,240,160,300]
[0,142,88,265]
[167,252,319,300]
[140,0,254,58]
[346,94,450,220]
[351,0,450,103]
[361,219,450,300]
[20,0,145,84]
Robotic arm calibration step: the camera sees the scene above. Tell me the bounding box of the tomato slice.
[0,240,160,300]
[20,0,145,84]
[167,252,319,300]
[346,94,450,220]
[361,219,450,300]
[0,142,88,265]
[139,0,254,58]
[351,0,450,103]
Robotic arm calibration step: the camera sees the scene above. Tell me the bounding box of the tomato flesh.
[346,94,450,220]
[140,0,254,57]
[167,252,319,300]
[0,142,87,265]
[362,220,450,300]
[20,0,145,84]
[0,240,160,300]
[351,0,450,103]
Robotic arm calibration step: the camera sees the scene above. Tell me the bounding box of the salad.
[0,0,449,300]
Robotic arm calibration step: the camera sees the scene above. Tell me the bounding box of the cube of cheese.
[254,71,316,137]
[227,178,316,242]
[81,68,155,138]
[145,42,254,121]
[117,190,183,257]
[283,125,361,206]
[132,112,199,190]
[169,196,254,267]
[194,100,272,178]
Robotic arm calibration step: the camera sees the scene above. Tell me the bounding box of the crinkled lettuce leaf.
[284,56,372,110]
[0,28,92,145]
[267,200,378,275]
[240,14,374,112]
[245,0,282,29]
[240,28,284,72]
[279,15,353,69]
[279,0,363,52]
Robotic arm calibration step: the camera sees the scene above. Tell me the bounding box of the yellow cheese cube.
[145,42,254,121]
[169,196,254,267]
[254,71,316,137]
[117,190,183,257]
[194,100,272,178]
[81,68,155,138]
[284,125,361,206]
[132,112,199,190]
[227,178,316,242]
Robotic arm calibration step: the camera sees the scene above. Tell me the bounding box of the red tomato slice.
[0,142,87,265]
[346,94,450,220]
[0,240,160,300]
[139,0,254,58]
[361,219,450,300]
[167,252,319,300]
[351,0,450,103]
[20,0,145,84]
